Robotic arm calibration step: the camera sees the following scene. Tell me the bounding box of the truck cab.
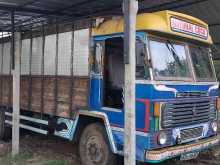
[88,10,219,163]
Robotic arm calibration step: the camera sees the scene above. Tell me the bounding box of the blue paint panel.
[100,110,124,126]
[89,78,102,109]
[99,106,147,131]
[112,130,150,162]
[89,80,150,130]
[136,83,219,100]
[166,84,218,97]
[94,32,146,42]
[136,101,147,130]
[136,84,174,99]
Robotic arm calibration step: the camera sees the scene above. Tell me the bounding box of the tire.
[79,123,117,165]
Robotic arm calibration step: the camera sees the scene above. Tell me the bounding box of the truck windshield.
[189,45,216,81]
[149,39,192,81]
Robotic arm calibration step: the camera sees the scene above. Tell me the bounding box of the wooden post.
[123,0,138,165]
[12,32,21,156]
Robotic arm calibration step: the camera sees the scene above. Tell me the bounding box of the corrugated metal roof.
[0,0,122,31]
[0,0,203,31]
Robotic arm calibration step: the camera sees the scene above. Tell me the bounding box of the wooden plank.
[2,75,89,118]
[20,76,29,110]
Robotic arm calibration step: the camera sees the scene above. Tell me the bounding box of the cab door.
[89,40,105,110]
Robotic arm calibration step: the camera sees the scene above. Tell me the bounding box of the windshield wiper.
[165,40,183,67]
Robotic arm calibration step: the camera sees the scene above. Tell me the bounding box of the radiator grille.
[176,91,208,98]
[161,98,216,129]
[180,127,203,143]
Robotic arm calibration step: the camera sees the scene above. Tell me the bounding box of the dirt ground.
[0,133,219,165]
[0,133,81,165]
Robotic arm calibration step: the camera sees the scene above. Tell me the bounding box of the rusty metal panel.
[44,34,56,75]
[58,32,71,76]
[73,29,89,76]
[2,42,11,75]
[19,29,90,76]
[31,37,43,75]
[21,39,30,75]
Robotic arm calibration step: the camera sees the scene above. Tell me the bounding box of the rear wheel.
[79,123,117,165]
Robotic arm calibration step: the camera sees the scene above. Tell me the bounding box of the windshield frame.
[147,35,194,82]
[187,43,217,82]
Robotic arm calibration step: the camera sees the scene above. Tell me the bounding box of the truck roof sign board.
[170,17,208,40]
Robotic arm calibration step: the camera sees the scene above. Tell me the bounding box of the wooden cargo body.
[0,76,89,118]
[0,76,88,118]
[0,27,90,118]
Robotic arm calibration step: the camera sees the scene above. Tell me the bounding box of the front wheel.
[79,123,117,165]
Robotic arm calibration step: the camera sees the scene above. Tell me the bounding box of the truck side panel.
[0,28,90,119]
[1,75,89,118]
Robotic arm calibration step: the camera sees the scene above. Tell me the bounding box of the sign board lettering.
[170,17,208,39]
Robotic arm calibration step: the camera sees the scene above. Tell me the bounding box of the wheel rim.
[86,135,105,163]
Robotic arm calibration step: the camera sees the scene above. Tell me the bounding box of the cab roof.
[92,10,213,44]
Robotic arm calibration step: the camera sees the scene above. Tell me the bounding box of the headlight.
[211,121,218,133]
[158,132,167,145]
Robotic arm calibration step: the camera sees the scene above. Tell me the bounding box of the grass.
[42,160,69,165]
[0,152,33,165]
[0,152,69,165]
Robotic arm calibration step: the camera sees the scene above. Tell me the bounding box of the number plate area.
[180,152,199,161]
[180,126,203,143]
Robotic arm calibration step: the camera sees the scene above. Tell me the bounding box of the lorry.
[0,10,219,164]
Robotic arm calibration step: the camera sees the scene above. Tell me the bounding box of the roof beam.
[1,0,104,31]
[0,0,40,19]
[0,0,104,17]
[140,0,209,12]
[4,3,123,31]
[0,4,69,16]
[209,23,220,27]
[0,0,214,31]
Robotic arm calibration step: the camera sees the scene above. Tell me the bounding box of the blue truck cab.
[83,10,220,164]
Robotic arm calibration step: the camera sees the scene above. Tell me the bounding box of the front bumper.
[145,136,219,163]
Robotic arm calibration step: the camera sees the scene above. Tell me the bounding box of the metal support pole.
[69,23,75,118]
[123,0,138,165]
[54,21,59,116]
[12,32,21,156]
[28,28,33,112]
[11,11,15,70]
[40,24,45,116]
[9,11,15,109]
[0,32,4,106]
